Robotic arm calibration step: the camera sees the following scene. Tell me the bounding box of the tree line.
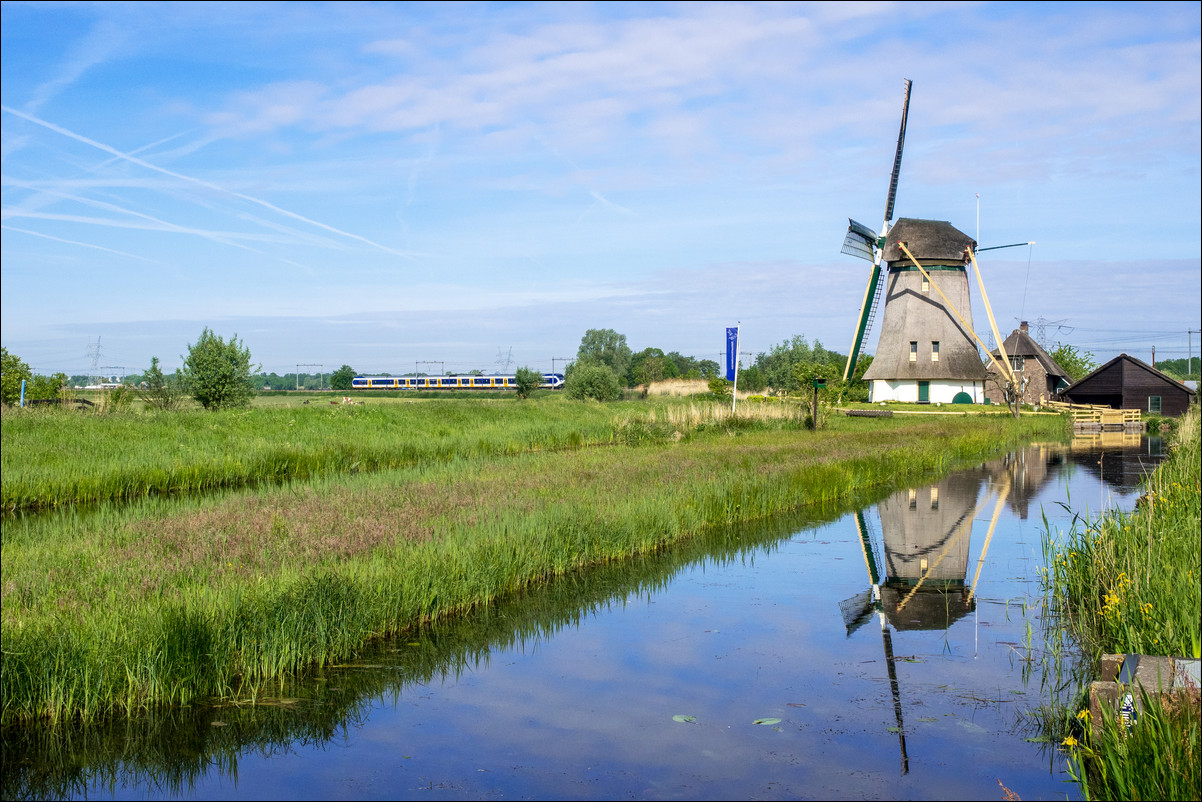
[14,326,1183,411]
[561,328,871,402]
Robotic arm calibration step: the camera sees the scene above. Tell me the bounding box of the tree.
[564,361,622,401]
[630,348,674,394]
[513,366,541,399]
[736,364,767,392]
[1,347,33,406]
[1049,342,1098,382]
[793,361,837,428]
[330,364,356,391]
[753,335,841,395]
[576,329,633,383]
[180,328,257,410]
[137,357,185,411]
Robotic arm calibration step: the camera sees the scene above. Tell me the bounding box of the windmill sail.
[883,79,911,226]
[842,79,912,382]
[840,218,878,262]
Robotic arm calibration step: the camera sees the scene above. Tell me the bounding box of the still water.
[3,434,1166,801]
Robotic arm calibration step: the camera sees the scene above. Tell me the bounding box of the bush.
[25,373,68,402]
[707,376,732,401]
[180,329,256,411]
[564,361,621,401]
[513,366,541,399]
[137,357,185,411]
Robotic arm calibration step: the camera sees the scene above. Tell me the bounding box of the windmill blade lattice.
[842,79,912,382]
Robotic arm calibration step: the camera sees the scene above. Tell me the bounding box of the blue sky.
[3,1,1199,378]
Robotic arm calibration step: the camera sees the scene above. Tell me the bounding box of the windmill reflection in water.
[839,458,1020,775]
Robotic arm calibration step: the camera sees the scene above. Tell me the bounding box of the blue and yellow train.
[351,373,565,391]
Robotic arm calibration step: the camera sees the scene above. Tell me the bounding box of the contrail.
[3,174,343,252]
[2,224,163,264]
[2,104,415,259]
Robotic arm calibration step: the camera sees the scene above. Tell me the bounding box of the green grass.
[1,401,1065,724]
[1043,406,1201,800]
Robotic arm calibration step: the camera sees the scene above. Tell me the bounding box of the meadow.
[1,396,624,512]
[1,394,1066,724]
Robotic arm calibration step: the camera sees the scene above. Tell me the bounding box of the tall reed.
[1042,407,1200,800]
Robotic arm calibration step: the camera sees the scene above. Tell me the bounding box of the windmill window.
[909,341,918,363]
[908,488,917,510]
[921,277,930,293]
[930,487,939,509]
[931,341,940,362]
[1149,396,1162,414]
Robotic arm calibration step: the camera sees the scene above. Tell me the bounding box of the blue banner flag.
[726,326,739,381]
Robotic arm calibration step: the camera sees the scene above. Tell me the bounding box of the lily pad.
[672,715,697,723]
[753,718,782,726]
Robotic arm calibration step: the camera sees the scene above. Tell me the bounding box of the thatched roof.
[883,218,976,266]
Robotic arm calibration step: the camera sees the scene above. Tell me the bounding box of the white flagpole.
[731,322,740,414]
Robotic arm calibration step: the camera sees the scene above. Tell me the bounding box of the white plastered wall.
[868,380,984,404]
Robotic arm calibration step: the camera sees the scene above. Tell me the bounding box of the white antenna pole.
[975,192,980,244]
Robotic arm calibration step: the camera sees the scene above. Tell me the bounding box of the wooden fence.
[1045,400,1141,429]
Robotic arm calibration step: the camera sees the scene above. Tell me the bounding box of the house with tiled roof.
[984,322,1072,407]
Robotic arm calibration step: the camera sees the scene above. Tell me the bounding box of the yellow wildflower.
[1062,735,1079,748]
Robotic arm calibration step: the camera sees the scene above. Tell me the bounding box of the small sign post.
[812,378,826,429]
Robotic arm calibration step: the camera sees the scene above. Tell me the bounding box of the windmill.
[840,81,1022,409]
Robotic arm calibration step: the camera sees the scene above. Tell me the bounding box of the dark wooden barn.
[1061,354,1197,416]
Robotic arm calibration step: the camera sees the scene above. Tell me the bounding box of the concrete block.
[1089,654,1202,736]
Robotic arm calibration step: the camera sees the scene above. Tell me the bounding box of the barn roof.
[883,218,977,266]
[1067,353,1197,397]
[991,327,1071,382]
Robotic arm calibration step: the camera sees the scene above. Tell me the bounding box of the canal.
[2,434,1166,800]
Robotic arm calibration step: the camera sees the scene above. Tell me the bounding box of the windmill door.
[918,381,930,404]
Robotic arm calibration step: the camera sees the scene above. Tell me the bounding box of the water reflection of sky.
[7,439,1164,801]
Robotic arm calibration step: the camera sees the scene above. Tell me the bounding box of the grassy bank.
[1043,406,1200,799]
[1,404,1063,724]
